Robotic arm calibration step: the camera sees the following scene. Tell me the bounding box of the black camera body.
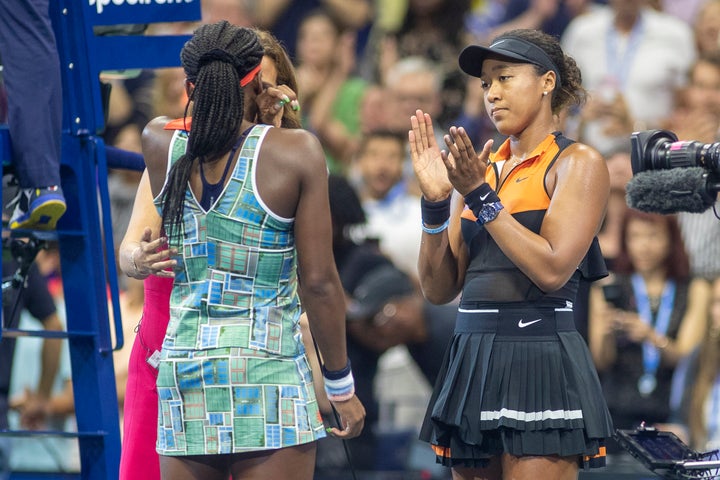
[630,129,720,175]
[628,130,720,214]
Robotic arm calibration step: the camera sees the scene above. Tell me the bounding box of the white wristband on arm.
[322,359,355,402]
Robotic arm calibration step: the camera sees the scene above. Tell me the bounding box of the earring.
[542,91,548,96]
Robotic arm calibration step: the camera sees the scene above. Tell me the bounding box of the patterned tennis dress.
[154,124,325,456]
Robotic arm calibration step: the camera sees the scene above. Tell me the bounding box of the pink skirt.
[119,275,173,480]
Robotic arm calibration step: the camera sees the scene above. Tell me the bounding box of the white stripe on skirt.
[480,407,584,422]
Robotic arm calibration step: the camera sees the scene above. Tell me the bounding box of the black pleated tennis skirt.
[419,303,614,469]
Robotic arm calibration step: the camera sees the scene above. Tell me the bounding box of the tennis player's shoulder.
[265,126,321,149]
[262,127,325,167]
[557,141,605,171]
[142,116,175,165]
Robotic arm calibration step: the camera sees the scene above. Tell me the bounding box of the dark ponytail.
[161,21,264,243]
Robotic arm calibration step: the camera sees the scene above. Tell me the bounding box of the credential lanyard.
[606,16,644,91]
[708,376,720,446]
[632,273,675,380]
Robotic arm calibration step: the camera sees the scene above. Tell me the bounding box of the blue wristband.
[422,219,450,234]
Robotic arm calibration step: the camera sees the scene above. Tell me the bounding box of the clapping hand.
[409,109,453,201]
[442,125,493,196]
[409,109,493,200]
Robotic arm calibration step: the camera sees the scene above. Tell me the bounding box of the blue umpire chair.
[0,2,200,479]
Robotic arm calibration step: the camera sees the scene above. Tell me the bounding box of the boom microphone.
[626,167,718,214]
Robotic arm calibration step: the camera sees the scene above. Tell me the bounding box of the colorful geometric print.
[159,125,302,355]
[156,348,325,455]
[155,124,325,453]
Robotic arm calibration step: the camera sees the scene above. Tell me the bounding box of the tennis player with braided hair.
[118,28,324,480]
[141,21,364,480]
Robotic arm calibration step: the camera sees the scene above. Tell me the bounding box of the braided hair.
[161,21,264,242]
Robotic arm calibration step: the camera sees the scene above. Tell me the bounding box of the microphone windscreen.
[626,167,714,214]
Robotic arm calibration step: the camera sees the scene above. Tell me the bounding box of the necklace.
[509,155,525,168]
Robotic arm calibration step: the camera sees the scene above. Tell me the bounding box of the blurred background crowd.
[4,0,720,478]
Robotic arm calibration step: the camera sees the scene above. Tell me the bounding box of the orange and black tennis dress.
[419,132,613,468]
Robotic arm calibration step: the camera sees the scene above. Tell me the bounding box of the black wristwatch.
[476,201,504,226]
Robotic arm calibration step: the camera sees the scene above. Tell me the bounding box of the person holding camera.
[589,209,710,446]
[409,28,613,479]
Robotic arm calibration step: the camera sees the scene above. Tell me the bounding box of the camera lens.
[704,142,720,172]
[631,129,720,174]
[653,140,705,170]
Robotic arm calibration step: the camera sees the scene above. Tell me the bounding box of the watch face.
[477,201,503,225]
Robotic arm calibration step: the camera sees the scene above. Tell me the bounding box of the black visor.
[459,36,561,85]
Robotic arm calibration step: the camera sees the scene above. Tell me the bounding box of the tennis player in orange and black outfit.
[409,28,614,480]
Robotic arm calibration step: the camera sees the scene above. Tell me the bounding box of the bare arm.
[47,380,74,417]
[19,312,63,428]
[288,130,366,436]
[141,116,174,198]
[321,0,372,29]
[662,278,711,364]
[299,313,331,415]
[483,0,560,45]
[417,194,469,304]
[409,111,471,303]
[253,0,292,29]
[588,283,618,371]
[590,278,711,370]
[38,313,63,399]
[291,133,349,371]
[441,123,609,291]
[118,170,176,279]
[123,117,179,279]
[307,33,359,166]
[421,119,608,294]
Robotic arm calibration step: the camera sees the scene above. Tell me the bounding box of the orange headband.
[240,63,261,87]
